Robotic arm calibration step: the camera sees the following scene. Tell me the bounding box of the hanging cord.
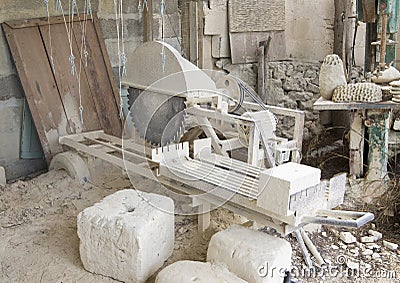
[120,0,127,77]
[44,0,55,73]
[114,0,125,120]
[55,0,61,12]
[160,0,166,72]
[58,0,90,126]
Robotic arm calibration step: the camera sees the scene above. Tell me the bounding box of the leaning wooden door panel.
[40,23,102,134]
[72,16,122,137]
[3,24,65,162]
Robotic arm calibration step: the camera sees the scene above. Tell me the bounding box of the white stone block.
[257,162,321,216]
[207,225,292,283]
[339,232,356,244]
[156,261,246,283]
[77,189,175,283]
[368,230,382,240]
[360,236,377,243]
[0,166,6,186]
[383,240,398,251]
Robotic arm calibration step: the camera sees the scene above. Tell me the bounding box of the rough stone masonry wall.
[263,61,365,140]
[0,0,181,179]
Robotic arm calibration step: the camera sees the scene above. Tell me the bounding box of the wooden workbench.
[314,97,399,181]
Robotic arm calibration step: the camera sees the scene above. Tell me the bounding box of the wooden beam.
[143,0,153,42]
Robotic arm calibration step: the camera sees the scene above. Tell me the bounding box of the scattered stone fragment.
[321,231,327,237]
[372,253,381,260]
[346,260,359,270]
[360,236,377,243]
[340,232,357,244]
[371,223,376,229]
[362,249,373,256]
[368,230,382,240]
[366,243,380,250]
[331,244,339,250]
[383,240,398,251]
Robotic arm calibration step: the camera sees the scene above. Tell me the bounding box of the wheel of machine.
[49,151,90,184]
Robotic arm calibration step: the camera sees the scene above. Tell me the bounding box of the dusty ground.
[1,168,400,282]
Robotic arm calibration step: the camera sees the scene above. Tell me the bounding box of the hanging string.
[138,0,142,20]
[87,0,93,21]
[120,0,127,77]
[43,0,55,73]
[119,0,125,118]
[113,0,124,120]
[58,0,87,126]
[160,0,166,73]
[44,0,49,13]
[142,0,148,12]
[55,0,61,12]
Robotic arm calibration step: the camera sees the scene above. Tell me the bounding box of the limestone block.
[77,189,174,283]
[207,225,292,283]
[0,166,6,186]
[156,261,246,283]
[257,162,321,216]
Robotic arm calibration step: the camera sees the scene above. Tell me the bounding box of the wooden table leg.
[349,110,365,177]
[366,109,390,182]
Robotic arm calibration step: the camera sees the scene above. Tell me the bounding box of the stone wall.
[263,61,365,140]
[0,0,181,179]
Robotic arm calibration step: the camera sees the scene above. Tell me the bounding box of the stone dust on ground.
[1,169,400,282]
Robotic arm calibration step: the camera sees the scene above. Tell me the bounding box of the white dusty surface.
[155,260,246,283]
[78,190,174,283]
[1,170,400,282]
[207,225,292,283]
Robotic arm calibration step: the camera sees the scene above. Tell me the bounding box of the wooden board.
[3,14,122,163]
[228,0,285,33]
[3,25,65,162]
[313,97,399,111]
[230,31,286,64]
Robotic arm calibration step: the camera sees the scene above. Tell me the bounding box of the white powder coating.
[319,54,347,100]
[332,83,382,102]
[155,261,246,283]
[77,189,175,283]
[257,162,321,216]
[207,225,292,283]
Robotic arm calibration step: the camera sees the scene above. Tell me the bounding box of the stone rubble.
[339,231,357,244]
[383,240,398,251]
[360,236,377,243]
[368,230,383,240]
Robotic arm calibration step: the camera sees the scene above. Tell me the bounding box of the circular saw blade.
[128,88,186,146]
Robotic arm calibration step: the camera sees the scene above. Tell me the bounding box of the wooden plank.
[2,24,65,163]
[40,23,102,133]
[313,97,398,111]
[189,1,198,65]
[72,18,123,137]
[257,44,265,99]
[92,14,122,128]
[143,0,153,42]
[4,15,84,29]
[228,0,285,33]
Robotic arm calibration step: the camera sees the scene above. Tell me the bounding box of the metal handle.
[301,209,375,228]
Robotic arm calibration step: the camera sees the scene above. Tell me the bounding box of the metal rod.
[300,228,325,266]
[294,229,313,268]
